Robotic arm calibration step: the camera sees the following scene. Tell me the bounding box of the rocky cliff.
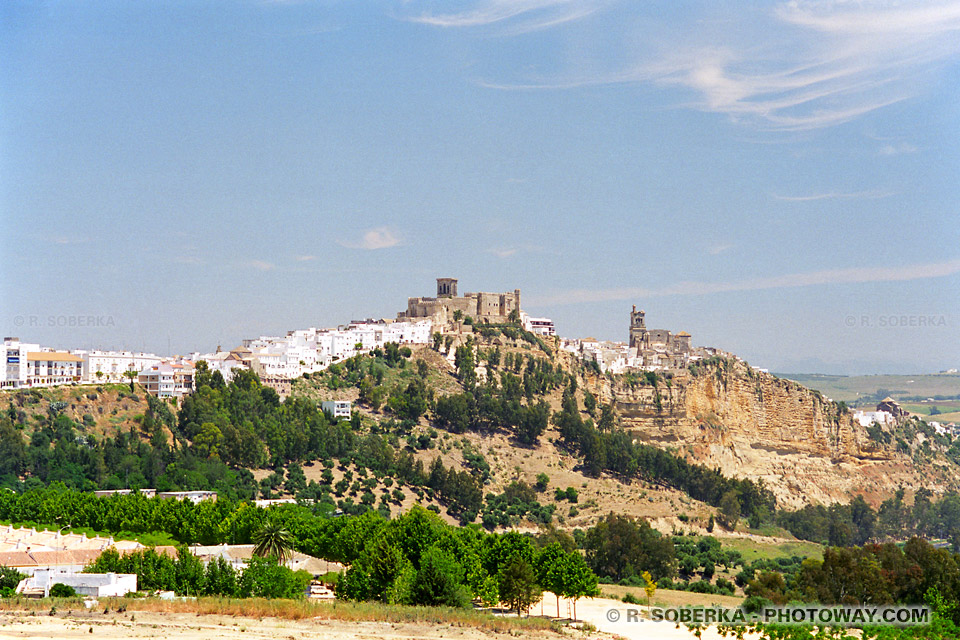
[593,358,960,509]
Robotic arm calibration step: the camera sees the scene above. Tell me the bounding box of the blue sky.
[2,0,958,374]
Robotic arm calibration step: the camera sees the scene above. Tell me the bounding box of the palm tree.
[123,369,138,392]
[252,521,293,564]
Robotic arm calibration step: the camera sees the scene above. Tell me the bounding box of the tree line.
[777,488,960,549]
[86,547,310,599]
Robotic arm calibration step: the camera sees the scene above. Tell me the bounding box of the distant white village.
[0,319,434,398]
[0,278,558,399]
[2,277,956,437]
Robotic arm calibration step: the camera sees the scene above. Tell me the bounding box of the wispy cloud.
[174,256,204,265]
[771,189,897,202]
[49,235,89,245]
[455,1,960,130]
[247,260,276,271]
[407,0,598,33]
[708,243,733,255]
[529,258,960,306]
[338,226,402,250]
[294,255,317,262]
[487,243,549,259]
[879,142,919,156]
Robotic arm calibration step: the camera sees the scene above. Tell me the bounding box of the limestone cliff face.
[596,360,955,509]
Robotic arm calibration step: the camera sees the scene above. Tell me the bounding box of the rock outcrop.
[595,359,959,508]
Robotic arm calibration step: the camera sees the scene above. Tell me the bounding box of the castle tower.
[436,278,458,298]
[629,305,648,349]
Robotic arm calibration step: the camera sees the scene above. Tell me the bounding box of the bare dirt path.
[0,611,554,640]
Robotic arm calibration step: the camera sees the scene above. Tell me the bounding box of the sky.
[1,0,959,374]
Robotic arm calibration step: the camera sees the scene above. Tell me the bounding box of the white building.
[2,338,87,389]
[75,350,163,383]
[93,489,157,499]
[190,350,249,383]
[157,490,217,504]
[188,544,331,574]
[26,350,84,388]
[565,338,644,374]
[853,410,896,427]
[138,360,195,399]
[235,319,434,393]
[521,313,556,337]
[0,337,37,389]
[17,570,137,598]
[321,400,352,419]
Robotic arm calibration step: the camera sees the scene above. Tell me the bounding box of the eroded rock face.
[598,361,958,509]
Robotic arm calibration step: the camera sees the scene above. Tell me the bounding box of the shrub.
[238,557,311,600]
[715,578,734,595]
[50,583,77,598]
[741,595,772,614]
[687,580,718,594]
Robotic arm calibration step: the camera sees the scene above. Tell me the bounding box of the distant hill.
[776,372,960,405]
[4,331,960,535]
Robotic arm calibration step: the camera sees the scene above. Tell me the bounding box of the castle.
[629,305,692,354]
[398,278,521,326]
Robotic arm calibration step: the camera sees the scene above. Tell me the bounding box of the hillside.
[2,327,960,535]
[290,327,960,518]
[593,360,960,509]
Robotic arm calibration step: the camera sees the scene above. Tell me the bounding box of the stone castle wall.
[399,278,521,326]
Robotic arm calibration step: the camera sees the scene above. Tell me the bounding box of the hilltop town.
[2,278,960,638]
[1,277,710,398]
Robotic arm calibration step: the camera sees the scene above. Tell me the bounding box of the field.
[0,595,760,640]
[900,401,960,423]
[0,597,563,639]
[598,585,743,609]
[716,536,822,564]
[777,373,960,405]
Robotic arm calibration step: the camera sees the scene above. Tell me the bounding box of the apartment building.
[75,350,163,383]
[137,360,195,399]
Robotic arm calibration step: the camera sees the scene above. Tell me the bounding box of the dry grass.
[0,596,563,635]
[598,586,743,609]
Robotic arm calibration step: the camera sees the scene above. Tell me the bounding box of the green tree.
[718,490,741,530]
[557,551,597,621]
[252,521,294,564]
[535,542,567,617]
[498,557,541,617]
[194,423,224,460]
[123,369,138,392]
[535,473,549,493]
[583,513,677,581]
[202,557,238,596]
[0,566,27,592]
[410,547,470,608]
[477,574,499,608]
[194,361,213,389]
[49,583,76,597]
[239,556,310,599]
